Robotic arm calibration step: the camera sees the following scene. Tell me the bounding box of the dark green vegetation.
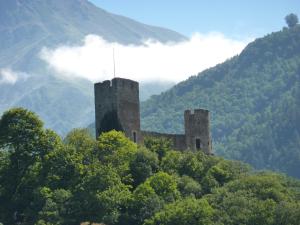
[1,108,300,225]
[141,23,300,178]
[285,13,299,28]
[0,0,183,135]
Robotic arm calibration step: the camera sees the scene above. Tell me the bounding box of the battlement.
[95,78,138,91]
[94,77,212,154]
[112,77,139,90]
[185,109,209,117]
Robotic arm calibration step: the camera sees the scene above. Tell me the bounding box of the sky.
[89,0,300,39]
[37,0,300,83]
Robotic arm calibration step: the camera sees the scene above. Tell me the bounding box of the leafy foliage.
[285,13,299,28]
[0,108,300,225]
[143,136,172,160]
[129,147,159,187]
[143,197,214,225]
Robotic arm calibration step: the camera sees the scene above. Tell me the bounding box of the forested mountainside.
[141,26,300,178]
[0,0,185,135]
[1,108,300,225]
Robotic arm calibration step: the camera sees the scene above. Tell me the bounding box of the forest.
[1,108,300,225]
[141,23,300,178]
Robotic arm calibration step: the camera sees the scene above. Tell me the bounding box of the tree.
[130,147,159,187]
[35,187,72,225]
[68,164,132,225]
[144,197,214,225]
[0,108,63,224]
[128,172,180,225]
[161,151,206,181]
[64,128,96,154]
[0,108,44,158]
[143,136,172,160]
[177,175,202,198]
[285,13,299,28]
[130,181,164,225]
[161,151,183,174]
[275,201,300,225]
[96,130,137,183]
[202,160,251,193]
[96,130,137,162]
[209,190,276,225]
[146,172,180,202]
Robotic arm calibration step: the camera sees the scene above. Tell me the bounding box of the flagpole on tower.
[113,47,116,78]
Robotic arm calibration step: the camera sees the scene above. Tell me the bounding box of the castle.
[94,77,212,154]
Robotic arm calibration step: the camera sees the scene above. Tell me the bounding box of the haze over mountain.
[0,0,185,135]
[141,25,300,178]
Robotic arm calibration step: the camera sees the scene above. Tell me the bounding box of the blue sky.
[90,0,300,39]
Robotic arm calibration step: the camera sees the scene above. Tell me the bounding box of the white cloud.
[0,68,30,85]
[0,68,20,84]
[40,33,251,83]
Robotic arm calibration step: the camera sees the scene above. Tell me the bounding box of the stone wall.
[141,131,186,151]
[94,80,116,138]
[114,78,141,143]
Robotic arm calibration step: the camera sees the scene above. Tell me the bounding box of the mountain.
[141,26,300,178]
[0,0,186,135]
[139,81,175,101]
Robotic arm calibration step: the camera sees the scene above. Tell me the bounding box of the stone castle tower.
[184,109,212,154]
[95,77,212,154]
[94,78,141,143]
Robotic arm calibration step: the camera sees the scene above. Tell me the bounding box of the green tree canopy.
[130,147,159,187]
[1,108,300,225]
[285,13,299,28]
[144,197,214,225]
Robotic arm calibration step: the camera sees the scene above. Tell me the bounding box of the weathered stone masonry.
[95,77,212,154]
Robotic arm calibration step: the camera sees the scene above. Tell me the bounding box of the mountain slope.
[141,26,300,178]
[0,0,185,69]
[0,0,186,135]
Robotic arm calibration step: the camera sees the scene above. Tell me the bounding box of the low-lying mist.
[40,33,251,83]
